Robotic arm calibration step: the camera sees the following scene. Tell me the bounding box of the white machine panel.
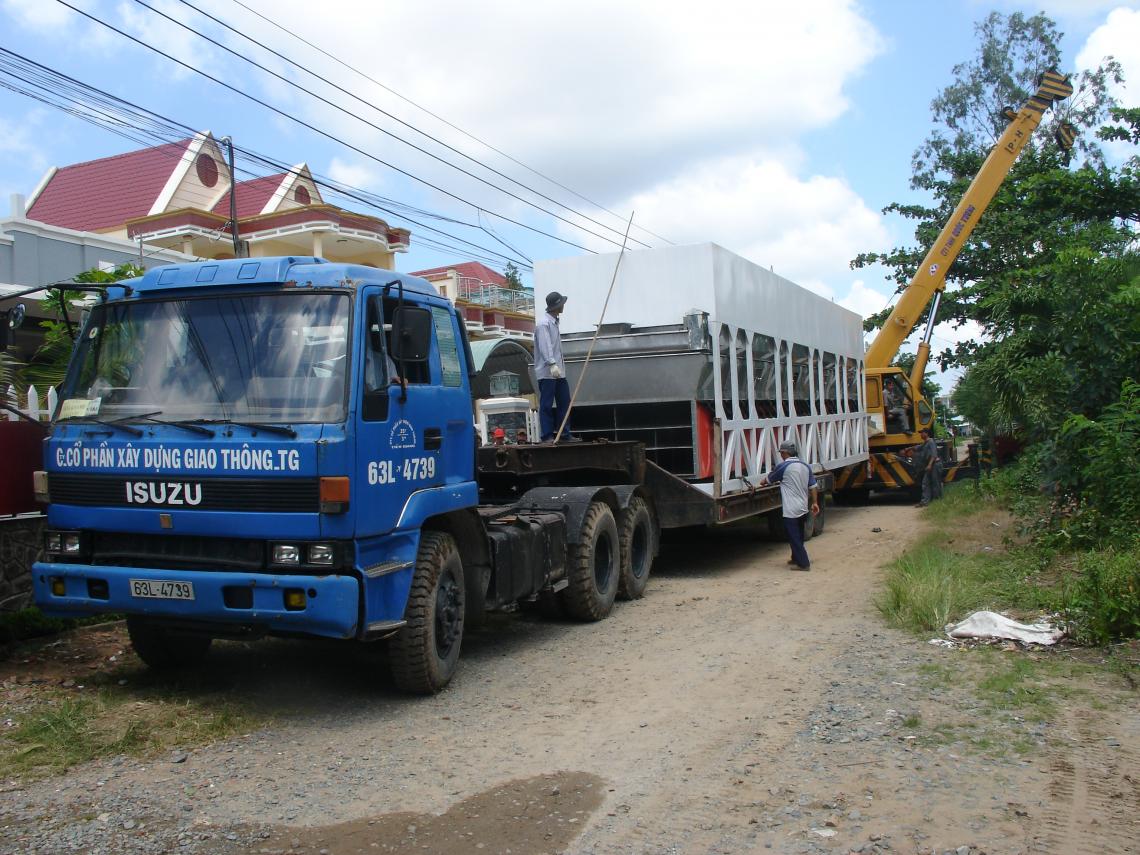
[536,242,863,360]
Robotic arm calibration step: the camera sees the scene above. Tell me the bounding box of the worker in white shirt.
[534,291,578,442]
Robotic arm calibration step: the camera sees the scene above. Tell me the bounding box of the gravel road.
[2,502,1137,855]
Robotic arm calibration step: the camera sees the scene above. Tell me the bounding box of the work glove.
[550,365,563,380]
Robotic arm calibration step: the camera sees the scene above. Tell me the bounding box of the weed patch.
[0,685,258,779]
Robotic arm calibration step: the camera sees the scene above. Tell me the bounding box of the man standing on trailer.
[759,440,820,571]
[535,291,575,442]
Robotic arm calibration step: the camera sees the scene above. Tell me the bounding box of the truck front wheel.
[126,616,212,669]
[617,497,655,601]
[390,531,465,694]
[561,501,619,620]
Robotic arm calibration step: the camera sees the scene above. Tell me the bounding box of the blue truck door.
[357,291,444,538]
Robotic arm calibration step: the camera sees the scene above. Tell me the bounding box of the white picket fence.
[4,384,58,422]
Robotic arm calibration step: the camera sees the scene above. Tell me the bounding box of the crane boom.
[864,69,1074,371]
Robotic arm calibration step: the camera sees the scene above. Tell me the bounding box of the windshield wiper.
[55,415,144,438]
[192,419,297,438]
[133,414,215,437]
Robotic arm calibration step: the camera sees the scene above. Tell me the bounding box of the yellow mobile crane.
[836,70,1075,498]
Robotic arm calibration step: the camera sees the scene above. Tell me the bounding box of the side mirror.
[0,303,25,352]
[391,306,433,361]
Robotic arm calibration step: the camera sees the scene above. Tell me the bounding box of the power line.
[52,0,600,255]
[164,0,652,251]
[0,47,533,270]
[225,0,675,249]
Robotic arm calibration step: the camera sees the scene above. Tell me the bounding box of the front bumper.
[32,562,361,639]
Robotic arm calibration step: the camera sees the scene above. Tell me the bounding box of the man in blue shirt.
[759,440,820,571]
[534,291,576,442]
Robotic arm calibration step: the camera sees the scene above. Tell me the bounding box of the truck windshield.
[58,292,350,423]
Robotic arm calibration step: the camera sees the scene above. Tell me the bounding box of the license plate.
[129,579,195,601]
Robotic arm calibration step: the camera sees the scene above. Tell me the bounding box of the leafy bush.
[1066,549,1140,645]
[1050,380,1140,549]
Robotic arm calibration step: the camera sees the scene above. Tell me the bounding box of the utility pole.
[220,136,243,258]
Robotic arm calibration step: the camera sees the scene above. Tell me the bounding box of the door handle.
[424,428,443,450]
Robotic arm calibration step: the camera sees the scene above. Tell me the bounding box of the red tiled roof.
[410,261,507,286]
[211,174,284,218]
[28,139,192,232]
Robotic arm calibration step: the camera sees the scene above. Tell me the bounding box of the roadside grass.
[882,481,1139,757]
[907,651,1120,758]
[2,626,265,781]
[0,679,259,780]
[877,481,1064,635]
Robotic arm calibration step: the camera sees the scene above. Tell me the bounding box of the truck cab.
[34,257,479,690]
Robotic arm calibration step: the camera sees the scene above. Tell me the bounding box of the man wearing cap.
[535,291,575,442]
[758,440,820,571]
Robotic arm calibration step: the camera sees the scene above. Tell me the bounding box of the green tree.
[502,262,523,290]
[852,11,1131,357]
[20,263,145,390]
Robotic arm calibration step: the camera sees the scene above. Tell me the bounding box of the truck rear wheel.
[617,497,655,601]
[560,501,619,620]
[390,531,465,694]
[126,616,212,669]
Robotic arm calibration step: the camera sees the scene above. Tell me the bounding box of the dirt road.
[3,502,1138,854]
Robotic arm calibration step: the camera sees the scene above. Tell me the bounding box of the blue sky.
[1,0,1136,387]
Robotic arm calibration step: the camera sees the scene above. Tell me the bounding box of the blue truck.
[25,252,853,693]
[27,257,669,693]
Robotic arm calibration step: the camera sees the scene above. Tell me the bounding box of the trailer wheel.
[126,616,212,669]
[812,497,827,536]
[617,497,655,601]
[390,531,465,694]
[560,501,619,620]
[802,509,815,542]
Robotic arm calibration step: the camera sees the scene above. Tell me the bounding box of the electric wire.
[225,0,676,248]
[164,0,652,250]
[52,0,599,254]
[0,47,533,270]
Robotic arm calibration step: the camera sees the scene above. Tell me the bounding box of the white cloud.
[326,157,387,194]
[221,0,883,202]
[838,279,890,320]
[1077,6,1140,102]
[1075,7,1140,162]
[0,0,72,30]
[605,155,891,298]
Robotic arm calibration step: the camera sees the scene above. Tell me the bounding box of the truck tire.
[126,616,212,669]
[802,510,814,542]
[390,531,465,694]
[617,497,655,600]
[560,501,619,620]
[812,497,827,536]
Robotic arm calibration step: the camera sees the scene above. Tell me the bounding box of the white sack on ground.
[945,610,1064,645]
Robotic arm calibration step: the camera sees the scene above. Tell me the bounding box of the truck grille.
[49,473,319,513]
[92,532,266,571]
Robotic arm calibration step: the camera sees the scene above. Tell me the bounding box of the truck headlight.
[45,530,82,556]
[307,543,334,565]
[272,543,301,565]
